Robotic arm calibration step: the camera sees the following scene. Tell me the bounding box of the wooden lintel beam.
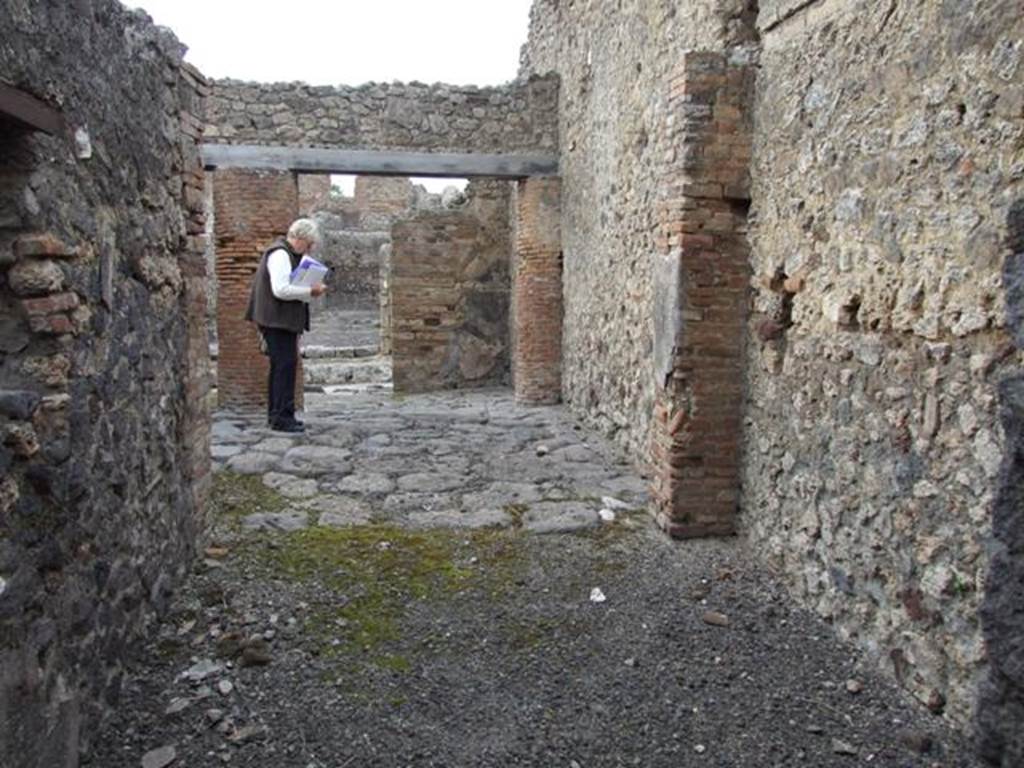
[0,82,63,135]
[200,143,559,178]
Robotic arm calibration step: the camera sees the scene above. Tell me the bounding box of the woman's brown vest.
[244,240,310,334]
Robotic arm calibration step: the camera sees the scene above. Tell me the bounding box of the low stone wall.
[391,181,513,391]
[205,76,559,154]
[745,0,1024,738]
[0,1,210,763]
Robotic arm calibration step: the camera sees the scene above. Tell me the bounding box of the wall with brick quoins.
[523,0,1024,753]
[205,76,559,154]
[0,2,210,765]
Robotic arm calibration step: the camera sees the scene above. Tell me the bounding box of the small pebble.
[846,678,864,694]
[217,680,234,696]
[831,738,858,756]
[702,611,730,627]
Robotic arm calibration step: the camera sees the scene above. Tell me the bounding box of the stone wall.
[744,0,1024,733]
[520,0,751,454]
[391,181,513,391]
[0,2,210,764]
[523,0,1024,748]
[306,177,419,314]
[205,76,559,154]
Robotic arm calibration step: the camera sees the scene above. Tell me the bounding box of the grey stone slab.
[408,508,512,529]
[226,452,281,475]
[396,472,466,493]
[334,472,395,495]
[212,420,247,441]
[461,482,544,510]
[252,436,297,454]
[383,492,458,515]
[262,472,320,499]
[211,444,243,460]
[277,445,353,477]
[551,444,599,463]
[241,510,310,532]
[307,427,359,448]
[522,501,600,534]
[482,454,563,483]
[301,494,373,524]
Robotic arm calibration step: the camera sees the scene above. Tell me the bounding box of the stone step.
[301,344,378,360]
[303,355,392,387]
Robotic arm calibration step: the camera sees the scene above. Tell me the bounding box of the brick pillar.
[649,51,754,538]
[213,168,301,411]
[513,177,562,404]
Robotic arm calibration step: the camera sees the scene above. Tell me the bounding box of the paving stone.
[396,472,466,493]
[383,492,458,515]
[211,444,243,460]
[252,436,297,454]
[522,501,600,534]
[226,452,281,476]
[241,511,309,532]
[212,421,247,441]
[306,495,375,527]
[334,472,395,495]
[277,445,353,477]
[461,482,544,510]
[307,427,358,448]
[409,508,513,529]
[261,472,319,499]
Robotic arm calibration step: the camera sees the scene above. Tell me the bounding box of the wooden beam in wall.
[0,83,63,135]
[200,143,559,178]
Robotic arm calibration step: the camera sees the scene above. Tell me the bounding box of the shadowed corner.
[976,197,1024,766]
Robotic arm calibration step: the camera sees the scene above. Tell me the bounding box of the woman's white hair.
[287,218,321,246]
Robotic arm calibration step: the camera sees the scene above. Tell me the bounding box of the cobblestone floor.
[87,388,982,767]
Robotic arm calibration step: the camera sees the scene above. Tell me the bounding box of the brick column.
[513,177,562,404]
[213,169,300,411]
[649,51,753,538]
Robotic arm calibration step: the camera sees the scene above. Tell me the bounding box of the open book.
[289,255,329,288]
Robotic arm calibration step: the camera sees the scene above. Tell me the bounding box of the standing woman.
[244,218,326,432]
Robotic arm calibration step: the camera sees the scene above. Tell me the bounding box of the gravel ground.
[86,524,982,768]
[86,390,983,768]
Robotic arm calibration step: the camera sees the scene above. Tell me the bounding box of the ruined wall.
[520,0,752,453]
[205,77,559,154]
[743,0,1024,739]
[308,177,419,313]
[298,174,333,215]
[391,181,513,391]
[0,2,210,764]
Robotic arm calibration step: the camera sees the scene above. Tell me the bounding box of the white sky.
[133,1,534,192]
[133,0,533,87]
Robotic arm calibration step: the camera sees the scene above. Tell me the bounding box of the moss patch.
[242,524,526,672]
[210,471,289,528]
